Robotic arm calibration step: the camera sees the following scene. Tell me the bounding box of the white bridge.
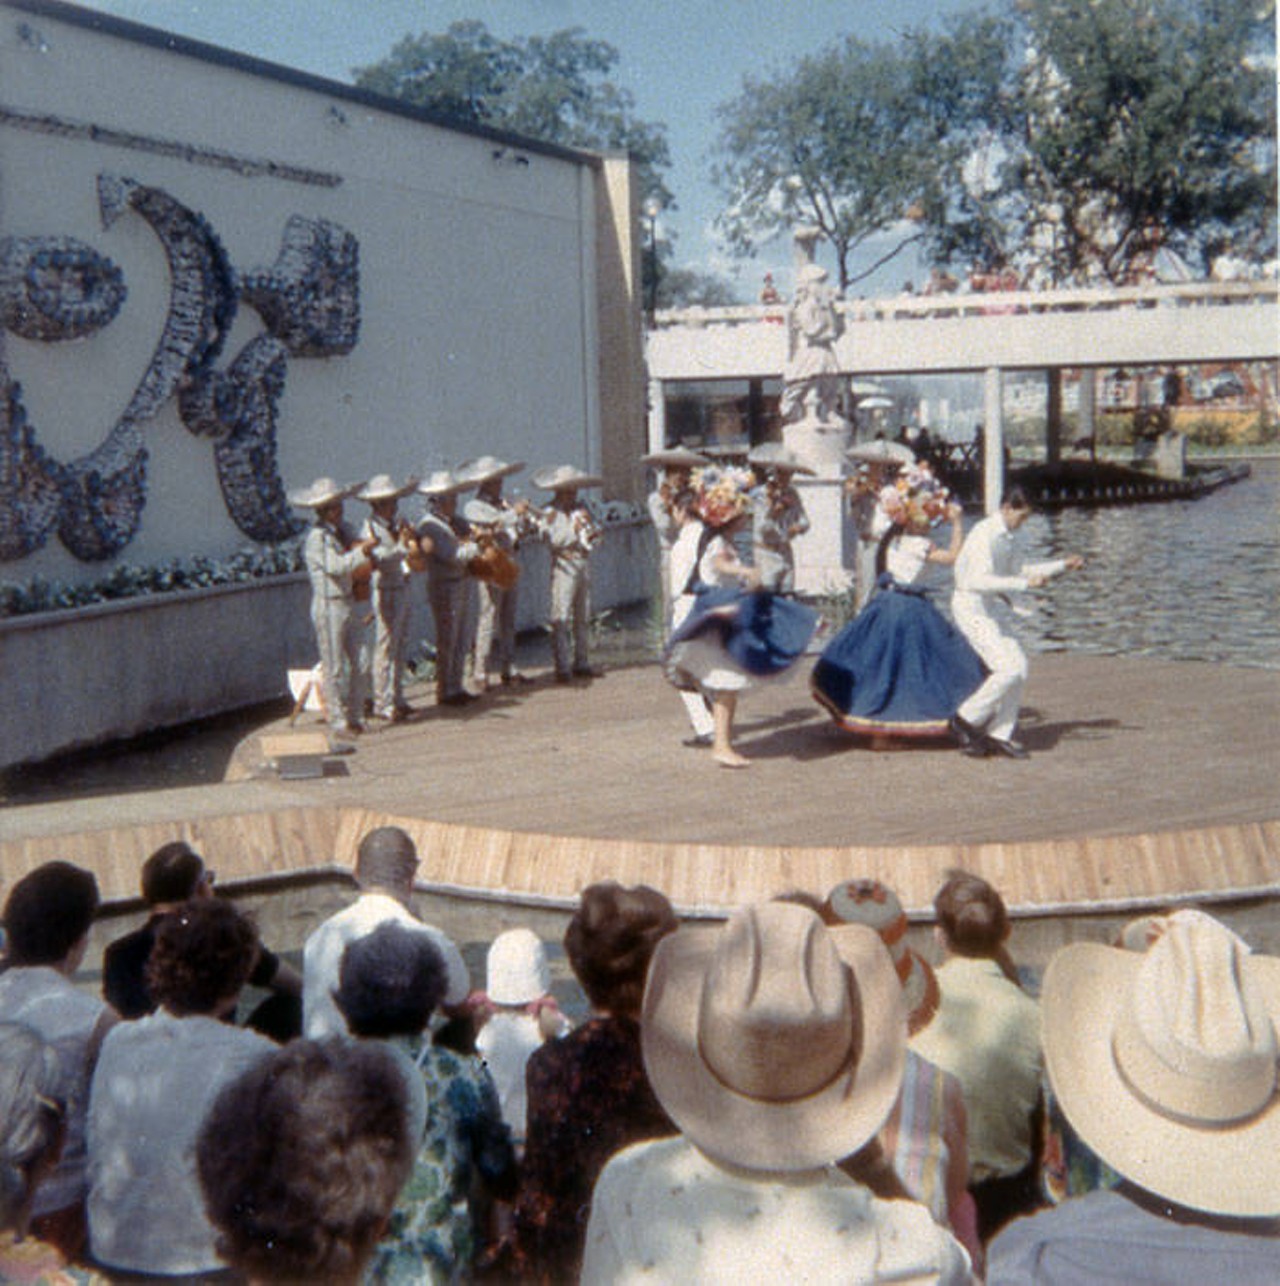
[646,279,1278,513]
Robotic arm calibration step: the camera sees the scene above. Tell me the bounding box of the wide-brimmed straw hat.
[1043,909,1280,1218]
[455,455,525,485]
[640,447,711,470]
[288,477,362,509]
[642,901,906,1172]
[357,473,418,502]
[486,928,551,1006]
[417,469,471,497]
[530,464,603,492]
[846,441,915,467]
[461,497,503,526]
[747,442,815,476]
[824,879,938,1036]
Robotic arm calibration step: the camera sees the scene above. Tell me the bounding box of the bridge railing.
[653,278,1278,331]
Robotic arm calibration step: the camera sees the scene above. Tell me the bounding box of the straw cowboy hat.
[530,464,603,491]
[455,455,525,485]
[747,442,816,476]
[824,879,939,1037]
[356,473,419,502]
[846,440,915,467]
[640,447,710,469]
[461,497,503,526]
[1042,909,1280,1218]
[416,469,471,497]
[287,477,363,509]
[642,901,907,1173]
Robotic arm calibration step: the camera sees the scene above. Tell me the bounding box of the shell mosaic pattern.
[0,176,360,563]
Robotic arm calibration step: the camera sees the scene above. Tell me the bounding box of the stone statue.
[779,262,843,428]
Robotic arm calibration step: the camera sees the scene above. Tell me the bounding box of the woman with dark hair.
[334,922,517,1284]
[0,862,114,1260]
[666,465,819,767]
[812,463,985,746]
[513,882,680,1283]
[86,898,274,1277]
[197,1038,415,1285]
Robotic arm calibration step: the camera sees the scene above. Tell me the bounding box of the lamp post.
[643,196,662,325]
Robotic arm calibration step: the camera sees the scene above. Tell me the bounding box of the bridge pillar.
[983,366,1005,513]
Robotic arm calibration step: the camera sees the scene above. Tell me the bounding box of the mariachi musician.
[456,455,532,690]
[357,474,429,723]
[290,477,378,737]
[747,442,813,594]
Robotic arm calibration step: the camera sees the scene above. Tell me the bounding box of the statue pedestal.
[783,417,854,595]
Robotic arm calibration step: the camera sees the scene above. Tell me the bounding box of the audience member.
[0,861,114,1258]
[101,840,301,1037]
[988,910,1280,1282]
[824,879,983,1272]
[86,898,274,1277]
[0,1022,95,1282]
[197,1037,415,1285]
[910,871,1045,1241]
[335,922,517,1283]
[302,825,469,1038]
[473,928,571,1150]
[581,901,973,1283]
[514,881,679,1283]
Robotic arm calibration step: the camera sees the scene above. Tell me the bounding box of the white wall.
[1,1,621,584]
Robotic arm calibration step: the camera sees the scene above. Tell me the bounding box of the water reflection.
[935,458,1279,668]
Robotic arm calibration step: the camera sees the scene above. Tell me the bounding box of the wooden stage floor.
[3,653,1277,923]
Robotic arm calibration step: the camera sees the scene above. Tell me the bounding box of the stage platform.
[2,654,1277,928]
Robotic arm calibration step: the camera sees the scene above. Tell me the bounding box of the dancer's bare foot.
[713,748,751,769]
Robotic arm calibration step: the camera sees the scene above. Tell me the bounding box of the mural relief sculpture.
[0,176,361,564]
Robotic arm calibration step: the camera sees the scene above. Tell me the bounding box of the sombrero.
[417,469,472,497]
[455,456,525,485]
[288,477,362,509]
[530,464,603,491]
[642,901,906,1173]
[747,442,816,476]
[356,473,419,502]
[846,441,915,466]
[641,447,711,469]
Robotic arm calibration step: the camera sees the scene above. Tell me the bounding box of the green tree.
[712,18,1015,293]
[1003,0,1277,284]
[353,21,672,208]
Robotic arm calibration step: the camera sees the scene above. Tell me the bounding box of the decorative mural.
[0,174,361,563]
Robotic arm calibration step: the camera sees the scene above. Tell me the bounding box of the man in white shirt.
[950,488,1083,758]
[302,825,470,1038]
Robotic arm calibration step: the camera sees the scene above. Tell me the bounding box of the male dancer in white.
[950,487,1083,759]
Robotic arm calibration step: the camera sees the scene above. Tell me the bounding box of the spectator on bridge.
[948,487,1084,759]
[987,910,1280,1283]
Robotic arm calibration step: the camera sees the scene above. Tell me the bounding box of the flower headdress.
[878,460,951,529]
[692,464,756,528]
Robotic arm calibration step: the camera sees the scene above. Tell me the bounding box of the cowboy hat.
[747,442,816,476]
[1042,910,1280,1218]
[640,447,711,469]
[530,464,603,492]
[416,469,472,497]
[288,477,362,508]
[846,441,914,466]
[824,880,939,1037]
[642,901,906,1173]
[461,497,503,526]
[455,455,525,485]
[357,473,419,502]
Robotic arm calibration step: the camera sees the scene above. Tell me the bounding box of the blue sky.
[82,0,982,297]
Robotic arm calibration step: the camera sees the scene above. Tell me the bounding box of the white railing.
[653,278,1278,331]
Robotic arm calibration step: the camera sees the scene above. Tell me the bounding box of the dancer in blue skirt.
[667,465,819,768]
[811,464,984,743]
